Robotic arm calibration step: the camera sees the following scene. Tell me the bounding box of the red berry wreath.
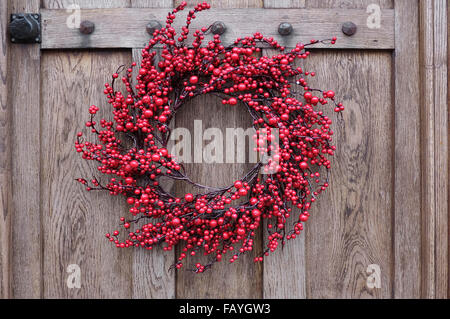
[75,2,344,273]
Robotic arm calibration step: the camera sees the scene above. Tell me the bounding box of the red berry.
[185,193,194,202]
[228,97,237,105]
[299,162,309,170]
[238,188,247,196]
[189,75,198,84]
[144,110,153,118]
[252,209,261,218]
[152,153,160,162]
[172,218,181,226]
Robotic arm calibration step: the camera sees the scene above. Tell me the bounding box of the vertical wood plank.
[9,0,41,299]
[41,1,134,299]
[174,0,263,299]
[431,0,448,300]
[41,50,134,298]
[304,52,393,299]
[262,0,306,299]
[419,0,448,299]
[448,0,450,300]
[0,0,11,299]
[131,48,176,299]
[130,0,175,299]
[419,0,435,299]
[394,0,421,299]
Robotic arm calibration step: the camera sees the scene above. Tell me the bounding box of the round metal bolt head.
[342,21,357,36]
[211,21,226,35]
[80,20,95,35]
[146,20,162,36]
[278,22,293,36]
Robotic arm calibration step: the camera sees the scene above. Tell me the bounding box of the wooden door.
[1,0,448,299]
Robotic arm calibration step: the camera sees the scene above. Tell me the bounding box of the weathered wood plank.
[131,0,172,7]
[304,51,393,298]
[42,0,130,8]
[9,0,42,299]
[40,8,395,49]
[419,0,448,299]
[265,0,305,8]
[262,0,306,300]
[131,48,176,299]
[430,0,447,300]
[394,0,421,299]
[130,0,176,300]
[173,96,264,299]
[174,0,263,299]
[0,0,11,299]
[306,0,393,9]
[176,0,263,7]
[40,0,135,300]
[419,0,435,299]
[41,50,134,298]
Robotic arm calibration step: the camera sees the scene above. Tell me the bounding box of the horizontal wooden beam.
[40,8,394,49]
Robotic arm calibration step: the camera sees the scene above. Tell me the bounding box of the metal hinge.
[9,13,41,44]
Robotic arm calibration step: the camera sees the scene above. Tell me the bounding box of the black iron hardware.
[210,21,226,35]
[9,13,41,44]
[80,20,95,35]
[278,22,293,36]
[342,21,357,36]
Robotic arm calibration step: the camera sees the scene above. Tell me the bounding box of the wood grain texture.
[448,0,450,300]
[131,0,173,7]
[131,48,176,299]
[41,50,134,298]
[173,96,263,299]
[9,0,42,299]
[430,0,447,300]
[174,0,263,299]
[306,0,393,9]
[304,51,393,299]
[40,8,395,49]
[394,0,421,299]
[0,0,11,299]
[264,0,305,8]
[420,0,435,298]
[2,0,447,299]
[176,0,264,7]
[40,0,134,299]
[419,0,448,299]
[42,0,130,8]
[129,0,175,300]
[262,0,306,300]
